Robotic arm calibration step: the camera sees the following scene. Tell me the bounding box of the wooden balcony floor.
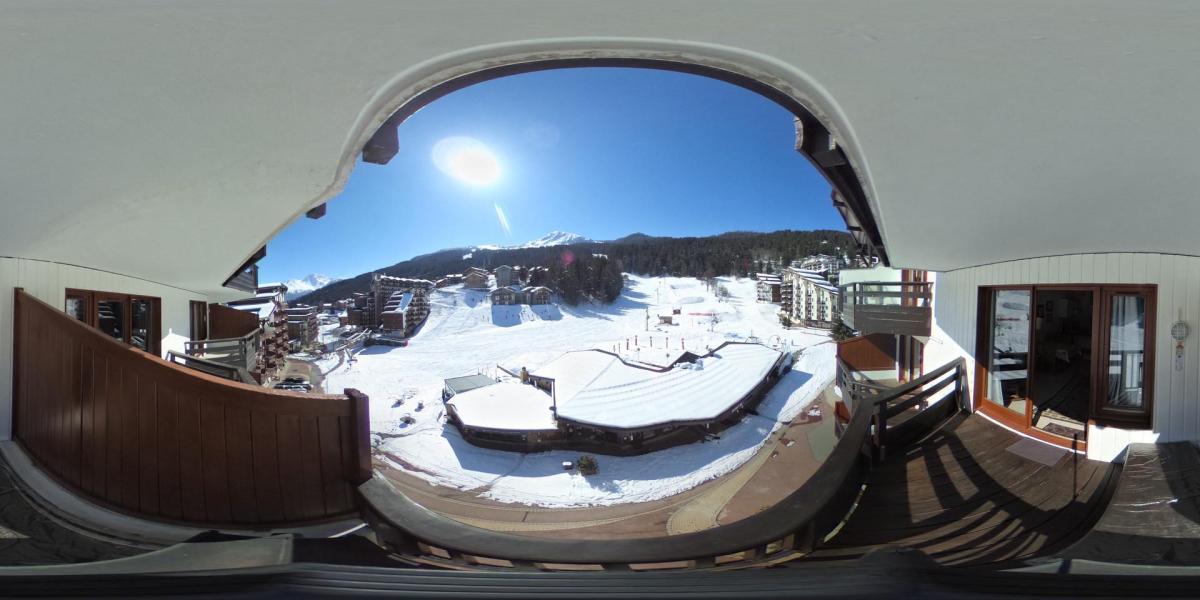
[806,414,1118,567]
[0,466,144,566]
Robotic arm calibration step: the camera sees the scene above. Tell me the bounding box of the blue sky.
[260,67,841,282]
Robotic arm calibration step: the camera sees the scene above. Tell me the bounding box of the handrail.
[837,282,933,336]
[870,358,966,461]
[184,329,262,373]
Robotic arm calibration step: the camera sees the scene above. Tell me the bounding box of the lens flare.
[432,136,501,186]
[494,203,511,236]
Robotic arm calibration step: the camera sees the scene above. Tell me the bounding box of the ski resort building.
[524,286,552,305]
[445,342,787,454]
[463,267,490,289]
[490,285,551,306]
[796,254,842,280]
[490,287,519,305]
[369,274,433,329]
[285,304,319,347]
[756,273,782,303]
[494,265,514,287]
[379,290,430,337]
[780,268,839,327]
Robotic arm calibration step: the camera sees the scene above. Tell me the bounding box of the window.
[1095,287,1156,426]
[65,289,161,354]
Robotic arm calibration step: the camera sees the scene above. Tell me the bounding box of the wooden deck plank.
[809,414,1115,567]
[1059,442,1200,565]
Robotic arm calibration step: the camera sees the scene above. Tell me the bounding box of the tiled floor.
[0,467,144,566]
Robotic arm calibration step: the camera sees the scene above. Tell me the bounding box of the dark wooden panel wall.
[836,333,897,372]
[207,303,260,340]
[12,289,370,527]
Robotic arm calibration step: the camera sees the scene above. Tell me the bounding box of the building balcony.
[838,281,932,337]
[8,289,371,530]
[182,329,262,381]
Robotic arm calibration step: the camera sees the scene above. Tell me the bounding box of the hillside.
[294,229,855,305]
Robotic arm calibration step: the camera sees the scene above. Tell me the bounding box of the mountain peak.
[522,231,589,248]
[283,273,341,299]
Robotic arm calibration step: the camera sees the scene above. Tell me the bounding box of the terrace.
[838,280,932,337]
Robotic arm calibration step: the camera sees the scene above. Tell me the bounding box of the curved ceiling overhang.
[5,2,1199,292]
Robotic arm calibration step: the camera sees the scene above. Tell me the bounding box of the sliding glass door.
[982,288,1032,426]
[976,284,1155,447]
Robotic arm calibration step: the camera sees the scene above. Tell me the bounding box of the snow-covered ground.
[317,274,835,507]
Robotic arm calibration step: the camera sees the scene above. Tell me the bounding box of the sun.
[432,136,501,186]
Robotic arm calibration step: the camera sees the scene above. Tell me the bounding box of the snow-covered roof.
[534,343,783,431]
[444,374,498,395]
[448,381,558,432]
[384,292,413,312]
[231,299,275,320]
[785,268,839,294]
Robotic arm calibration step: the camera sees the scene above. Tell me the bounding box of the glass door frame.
[65,288,162,355]
[974,283,1157,449]
[1094,286,1157,427]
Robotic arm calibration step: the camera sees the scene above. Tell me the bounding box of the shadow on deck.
[806,414,1119,567]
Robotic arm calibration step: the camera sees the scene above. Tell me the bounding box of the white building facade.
[780,268,838,327]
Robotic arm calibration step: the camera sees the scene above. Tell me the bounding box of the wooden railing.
[838,281,932,337]
[358,357,969,571]
[166,351,254,384]
[11,289,370,527]
[839,357,967,462]
[184,329,260,374]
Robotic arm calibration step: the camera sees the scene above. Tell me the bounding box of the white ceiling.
[2,1,1198,294]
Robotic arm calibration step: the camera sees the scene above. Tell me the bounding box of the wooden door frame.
[129,294,162,355]
[65,288,162,355]
[974,285,1036,436]
[975,283,1157,449]
[1092,286,1157,428]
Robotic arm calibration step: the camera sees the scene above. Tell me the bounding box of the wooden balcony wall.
[836,333,898,373]
[11,289,370,527]
[840,281,932,337]
[208,303,260,340]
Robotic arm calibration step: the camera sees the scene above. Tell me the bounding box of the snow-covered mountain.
[470,231,592,253]
[282,274,341,300]
[519,230,590,248]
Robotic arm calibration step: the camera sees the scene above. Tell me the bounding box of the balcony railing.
[838,281,932,337]
[359,356,968,571]
[11,288,370,527]
[184,329,261,375]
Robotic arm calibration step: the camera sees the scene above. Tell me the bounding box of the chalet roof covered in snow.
[534,343,783,431]
[447,381,557,432]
